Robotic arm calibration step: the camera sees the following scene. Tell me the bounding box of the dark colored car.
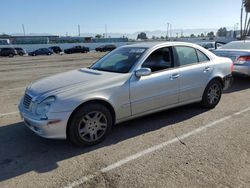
[15,48,26,56]
[64,46,89,54]
[28,48,53,56]
[0,48,17,57]
[95,44,116,52]
[49,46,62,54]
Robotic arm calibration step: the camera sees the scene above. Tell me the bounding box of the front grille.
[23,94,32,109]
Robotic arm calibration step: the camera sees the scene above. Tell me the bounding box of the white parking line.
[0,111,19,118]
[65,106,250,188]
[0,86,25,92]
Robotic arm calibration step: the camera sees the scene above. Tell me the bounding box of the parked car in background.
[28,48,53,56]
[64,46,89,54]
[19,42,233,146]
[213,40,250,76]
[49,46,62,54]
[197,42,224,51]
[95,44,116,52]
[0,47,17,57]
[15,47,26,56]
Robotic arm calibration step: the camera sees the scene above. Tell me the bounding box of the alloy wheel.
[207,83,221,105]
[78,111,108,142]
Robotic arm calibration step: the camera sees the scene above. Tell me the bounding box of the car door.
[130,47,180,115]
[174,46,213,102]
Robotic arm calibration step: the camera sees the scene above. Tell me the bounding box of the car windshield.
[90,47,147,73]
[220,41,250,50]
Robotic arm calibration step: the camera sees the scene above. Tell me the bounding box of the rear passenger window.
[175,46,198,66]
[196,50,209,62]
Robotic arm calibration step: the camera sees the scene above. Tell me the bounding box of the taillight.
[235,56,250,64]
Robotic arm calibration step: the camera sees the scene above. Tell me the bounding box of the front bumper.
[223,74,233,90]
[18,105,71,139]
[233,64,250,76]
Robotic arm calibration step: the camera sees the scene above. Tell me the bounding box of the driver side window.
[142,47,173,72]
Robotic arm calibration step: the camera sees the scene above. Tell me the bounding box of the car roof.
[230,40,250,43]
[124,41,203,49]
[124,41,217,59]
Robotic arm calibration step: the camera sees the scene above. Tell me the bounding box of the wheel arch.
[66,99,116,139]
[207,76,224,88]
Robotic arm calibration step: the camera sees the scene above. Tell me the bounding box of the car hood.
[26,68,130,99]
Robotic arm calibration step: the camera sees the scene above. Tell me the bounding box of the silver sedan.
[19,42,233,146]
[214,40,250,76]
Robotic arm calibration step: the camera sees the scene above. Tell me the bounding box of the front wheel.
[201,79,222,108]
[68,103,113,146]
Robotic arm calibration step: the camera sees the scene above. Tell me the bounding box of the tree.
[152,35,156,40]
[200,33,205,37]
[95,34,102,39]
[160,36,165,39]
[207,31,215,37]
[137,32,148,40]
[190,34,196,38]
[217,27,228,37]
[207,31,215,39]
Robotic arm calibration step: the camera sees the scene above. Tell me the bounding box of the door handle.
[170,73,180,80]
[203,66,211,72]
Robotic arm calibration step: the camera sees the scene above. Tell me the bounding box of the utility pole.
[167,23,170,39]
[78,25,81,37]
[170,24,172,39]
[22,24,26,36]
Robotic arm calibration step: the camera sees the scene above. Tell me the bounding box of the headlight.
[36,96,56,116]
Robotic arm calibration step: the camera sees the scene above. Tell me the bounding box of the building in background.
[0,34,128,45]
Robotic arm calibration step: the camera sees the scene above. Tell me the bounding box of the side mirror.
[135,68,151,77]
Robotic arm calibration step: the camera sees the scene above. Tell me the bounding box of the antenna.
[22,24,26,36]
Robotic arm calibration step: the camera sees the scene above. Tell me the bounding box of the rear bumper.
[223,74,233,90]
[233,64,250,76]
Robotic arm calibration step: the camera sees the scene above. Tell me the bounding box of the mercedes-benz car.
[19,42,233,146]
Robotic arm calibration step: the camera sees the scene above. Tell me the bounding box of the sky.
[0,0,242,36]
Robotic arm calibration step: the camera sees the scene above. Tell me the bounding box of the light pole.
[167,22,172,40]
[105,24,107,38]
[22,24,26,36]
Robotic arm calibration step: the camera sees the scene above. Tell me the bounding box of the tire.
[201,79,222,108]
[68,103,113,146]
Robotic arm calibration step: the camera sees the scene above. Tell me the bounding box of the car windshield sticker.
[129,48,145,54]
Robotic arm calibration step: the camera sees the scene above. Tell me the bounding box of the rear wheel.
[201,79,222,108]
[68,103,113,146]
[9,53,14,57]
